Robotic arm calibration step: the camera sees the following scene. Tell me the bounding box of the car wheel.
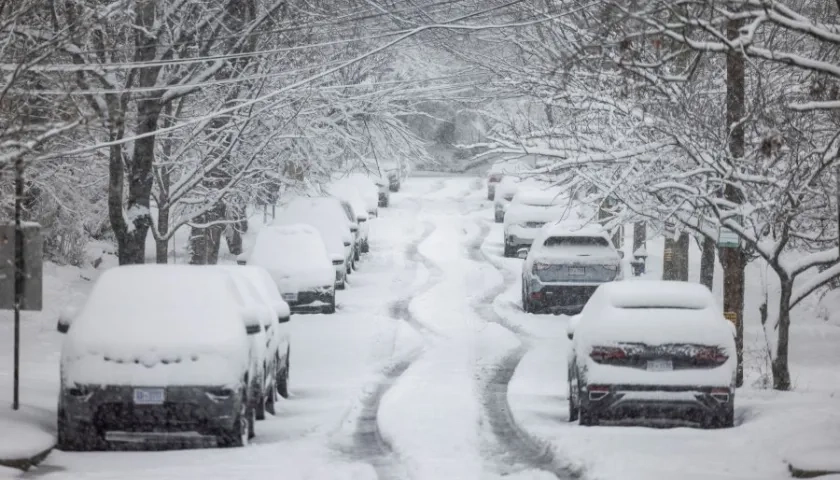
[277,351,290,399]
[495,211,504,223]
[705,406,735,429]
[568,378,579,422]
[322,293,336,314]
[487,191,494,201]
[254,379,266,421]
[361,240,369,253]
[219,389,251,447]
[336,280,346,290]
[354,247,360,262]
[57,408,99,451]
[503,244,515,258]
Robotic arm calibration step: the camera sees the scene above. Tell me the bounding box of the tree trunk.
[189,202,227,265]
[118,0,161,265]
[699,235,716,290]
[771,282,793,390]
[632,221,646,254]
[725,14,747,387]
[663,231,689,281]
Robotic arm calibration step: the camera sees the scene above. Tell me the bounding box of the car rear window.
[544,236,610,247]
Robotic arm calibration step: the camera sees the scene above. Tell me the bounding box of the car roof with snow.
[512,189,565,206]
[328,183,369,219]
[277,196,353,246]
[254,224,332,264]
[217,265,290,318]
[69,265,248,345]
[599,280,717,310]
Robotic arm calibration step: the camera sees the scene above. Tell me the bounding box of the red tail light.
[589,346,627,363]
[695,346,728,365]
[530,292,543,300]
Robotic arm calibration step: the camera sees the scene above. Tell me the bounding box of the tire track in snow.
[388,221,444,338]
[340,211,445,477]
[466,219,579,480]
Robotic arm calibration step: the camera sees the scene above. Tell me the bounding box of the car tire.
[568,379,579,422]
[706,406,735,429]
[57,408,100,451]
[336,280,346,290]
[254,380,266,421]
[277,350,290,399]
[487,191,494,201]
[578,400,598,427]
[495,211,504,223]
[354,247,360,262]
[503,244,515,258]
[219,389,252,447]
[361,240,369,253]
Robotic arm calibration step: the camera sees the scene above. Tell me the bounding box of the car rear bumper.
[61,385,243,438]
[287,289,334,312]
[526,284,601,314]
[581,384,733,422]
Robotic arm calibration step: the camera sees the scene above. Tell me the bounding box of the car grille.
[93,402,209,432]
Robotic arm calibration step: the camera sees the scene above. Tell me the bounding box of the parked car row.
[239,173,387,314]
[55,172,393,451]
[484,169,737,430]
[56,264,292,450]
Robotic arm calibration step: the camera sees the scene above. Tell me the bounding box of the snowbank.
[0,408,54,471]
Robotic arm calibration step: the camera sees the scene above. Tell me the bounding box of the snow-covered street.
[2,176,840,480]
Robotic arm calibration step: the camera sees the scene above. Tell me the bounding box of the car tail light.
[532,262,550,272]
[530,291,543,300]
[694,346,728,366]
[710,387,730,403]
[588,385,610,401]
[589,346,627,363]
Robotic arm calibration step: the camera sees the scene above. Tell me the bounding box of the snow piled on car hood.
[62,265,249,386]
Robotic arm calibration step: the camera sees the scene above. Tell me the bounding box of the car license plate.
[569,267,585,276]
[282,292,298,302]
[646,359,673,372]
[133,388,165,405]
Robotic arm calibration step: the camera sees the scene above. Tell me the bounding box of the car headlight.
[532,262,551,271]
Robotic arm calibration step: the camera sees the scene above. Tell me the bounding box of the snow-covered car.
[219,265,292,417]
[487,172,504,200]
[567,281,737,428]
[329,183,371,254]
[56,265,262,450]
[337,197,362,263]
[275,196,355,286]
[343,173,379,218]
[521,223,623,314]
[493,176,520,223]
[503,189,569,257]
[240,225,337,313]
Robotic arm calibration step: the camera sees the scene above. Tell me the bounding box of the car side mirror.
[278,315,290,324]
[242,308,263,335]
[57,306,78,334]
[236,252,248,266]
[516,248,529,259]
[566,314,582,341]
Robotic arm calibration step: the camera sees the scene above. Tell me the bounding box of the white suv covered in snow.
[567,281,737,428]
[220,265,292,419]
[241,224,337,313]
[503,189,569,257]
[521,223,623,314]
[56,265,262,450]
[275,197,355,289]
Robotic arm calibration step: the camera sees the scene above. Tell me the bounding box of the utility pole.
[13,156,23,411]
[724,16,747,387]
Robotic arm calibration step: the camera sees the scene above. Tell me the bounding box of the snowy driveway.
[3,175,840,480]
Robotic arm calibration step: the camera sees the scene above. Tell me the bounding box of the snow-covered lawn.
[1,175,838,480]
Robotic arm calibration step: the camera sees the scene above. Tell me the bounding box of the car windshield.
[544,236,610,247]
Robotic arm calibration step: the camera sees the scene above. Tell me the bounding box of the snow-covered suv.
[566,281,737,428]
[521,223,622,314]
[56,265,262,450]
[503,189,568,257]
